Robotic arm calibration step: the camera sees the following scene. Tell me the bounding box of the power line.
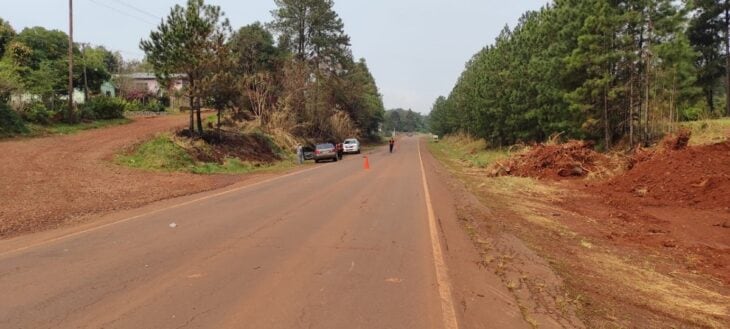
[108,0,159,20]
[87,0,156,26]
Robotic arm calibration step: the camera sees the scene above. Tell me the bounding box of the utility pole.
[67,0,74,120]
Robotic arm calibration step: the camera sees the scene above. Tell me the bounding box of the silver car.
[313,143,339,163]
[343,138,360,154]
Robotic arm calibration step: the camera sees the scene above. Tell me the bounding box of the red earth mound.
[601,141,730,210]
[491,140,608,180]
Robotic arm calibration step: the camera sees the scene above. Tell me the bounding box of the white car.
[343,138,360,154]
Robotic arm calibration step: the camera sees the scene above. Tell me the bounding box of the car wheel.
[333,156,338,162]
[315,160,320,163]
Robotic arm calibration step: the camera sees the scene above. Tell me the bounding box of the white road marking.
[417,142,460,329]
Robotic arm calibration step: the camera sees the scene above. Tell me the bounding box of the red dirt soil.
[492,136,730,284]
[491,140,609,180]
[568,141,730,284]
[0,115,242,238]
[602,141,730,210]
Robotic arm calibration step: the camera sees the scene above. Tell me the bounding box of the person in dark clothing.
[336,142,344,160]
[389,138,395,153]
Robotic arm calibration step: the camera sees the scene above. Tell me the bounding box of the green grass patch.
[117,133,298,175]
[427,134,509,169]
[680,117,730,146]
[117,134,195,171]
[27,118,131,136]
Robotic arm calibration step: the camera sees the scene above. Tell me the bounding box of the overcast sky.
[3,0,549,114]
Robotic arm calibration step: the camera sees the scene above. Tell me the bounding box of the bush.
[20,101,53,124]
[0,102,28,137]
[144,98,166,112]
[82,96,128,120]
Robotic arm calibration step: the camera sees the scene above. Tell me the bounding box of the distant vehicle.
[313,143,339,163]
[302,146,315,160]
[343,138,361,154]
[432,135,439,142]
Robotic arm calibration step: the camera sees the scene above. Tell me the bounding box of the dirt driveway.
[0,115,239,238]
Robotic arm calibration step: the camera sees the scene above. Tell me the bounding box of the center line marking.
[418,141,460,329]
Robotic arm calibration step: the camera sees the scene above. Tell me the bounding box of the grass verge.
[681,117,730,146]
[26,118,132,137]
[117,133,298,175]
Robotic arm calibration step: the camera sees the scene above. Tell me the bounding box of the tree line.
[0,18,120,126]
[429,0,730,149]
[382,108,428,133]
[140,0,385,140]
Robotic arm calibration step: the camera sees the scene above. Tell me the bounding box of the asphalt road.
[0,136,535,329]
[0,136,476,329]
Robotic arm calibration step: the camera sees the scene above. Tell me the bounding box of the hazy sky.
[3,0,549,114]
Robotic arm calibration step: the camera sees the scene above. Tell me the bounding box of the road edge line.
[418,141,460,329]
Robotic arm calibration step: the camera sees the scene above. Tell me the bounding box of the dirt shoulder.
[0,115,246,238]
[426,139,729,328]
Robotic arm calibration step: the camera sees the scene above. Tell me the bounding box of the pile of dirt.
[178,130,282,164]
[601,141,730,210]
[662,128,692,151]
[490,140,609,179]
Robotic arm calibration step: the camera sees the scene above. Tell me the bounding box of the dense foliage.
[80,96,128,120]
[430,0,729,148]
[0,19,120,127]
[0,101,26,137]
[382,108,427,133]
[140,0,385,140]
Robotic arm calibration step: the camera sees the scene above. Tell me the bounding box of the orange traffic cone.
[363,156,370,170]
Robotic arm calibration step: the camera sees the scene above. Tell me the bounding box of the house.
[113,73,187,97]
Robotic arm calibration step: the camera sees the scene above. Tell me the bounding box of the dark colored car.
[313,143,339,163]
[302,146,315,160]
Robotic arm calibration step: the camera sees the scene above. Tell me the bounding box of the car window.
[316,144,333,149]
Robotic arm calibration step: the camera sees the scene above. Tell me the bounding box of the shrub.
[20,101,53,124]
[0,102,27,137]
[144,98,166,112]
[82,96,128,120]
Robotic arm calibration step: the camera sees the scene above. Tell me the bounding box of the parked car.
[302,146,315,160]
[313,143,339,163]
[343,138,360,154]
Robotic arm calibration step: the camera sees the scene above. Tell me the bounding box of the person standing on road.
[389,138,395,153]
[296,144,304,164]
[336,142,344,160]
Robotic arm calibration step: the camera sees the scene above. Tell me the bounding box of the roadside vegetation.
[117,131,297,175]
[429,0,730,150]
[116,0,386,173]
[427,126,730,328]
[424,2,730,323]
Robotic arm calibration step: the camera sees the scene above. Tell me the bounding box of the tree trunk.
[644,15,652,145]
[604,85,611,149]
[629,71,634,149]
[726,3,730,117]
[188,78,195,138]
[196,98,203,134]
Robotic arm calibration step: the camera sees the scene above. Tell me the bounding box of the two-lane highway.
[0,137,457,328]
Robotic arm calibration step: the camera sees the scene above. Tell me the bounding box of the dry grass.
[585,252,730,328]
[681,118,730,146]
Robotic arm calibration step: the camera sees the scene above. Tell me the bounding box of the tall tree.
[0,18,15,57]
[688,0,729,115]
[141,0,231,136]
[230,22,281,75]
[270,0,351,70]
